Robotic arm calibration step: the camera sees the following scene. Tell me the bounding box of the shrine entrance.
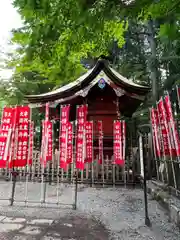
[0,59,150,207]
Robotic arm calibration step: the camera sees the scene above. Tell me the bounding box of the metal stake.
[10,170,17,206]
[142,136,151,227]
[139,129,151,227]
[73,172,78,210]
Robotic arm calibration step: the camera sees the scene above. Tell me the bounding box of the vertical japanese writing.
[85,121,93,163]
[0,107,15,168]
[59,105,70,169]
[113,121,124,165]
[97,121,103,164]
[14,106,30,167]
[76,105,87,170]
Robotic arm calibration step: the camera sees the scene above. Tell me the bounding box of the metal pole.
[10,170,17,206]
[25,106,32,204]
[43,176,47,203]
[73,171,78,210]
[142,135,151,227]
[10,107,18,206]
[138,126,151,227]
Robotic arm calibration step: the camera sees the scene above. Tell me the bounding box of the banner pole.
[56,149,60,204]
[24,105,32,204]
[40,103,49,204]
[73,170,78,210]
[57,105,62,204]
[42,124,49,204]
[122,121,126,187]
[70,122,74,184]
[112,120,115,187]
[40,122,44,204]
[73,106,78,209]
[73,124,78,210]
[91,121,94,187]
[142,134,151,227]
[50,120,54,185]
[10,106,18,206]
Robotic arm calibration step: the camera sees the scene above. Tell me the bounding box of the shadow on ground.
[3,216,109,240]
[46,216,109,240]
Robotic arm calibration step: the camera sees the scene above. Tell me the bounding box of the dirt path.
[0,184,179,239]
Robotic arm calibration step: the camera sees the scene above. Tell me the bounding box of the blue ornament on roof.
[98,78,106,89]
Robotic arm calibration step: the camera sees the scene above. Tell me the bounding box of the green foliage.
[113,21,150,86]
[2,0,132,105]
[2,0,180,111]
[11,0,126,81]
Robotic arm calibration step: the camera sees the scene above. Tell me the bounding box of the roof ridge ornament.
[97,55,111,64]
[98,55,109,60]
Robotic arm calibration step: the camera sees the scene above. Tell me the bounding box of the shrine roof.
[25,59,150,104]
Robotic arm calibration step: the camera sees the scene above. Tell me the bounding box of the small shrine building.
[25,59,150,156]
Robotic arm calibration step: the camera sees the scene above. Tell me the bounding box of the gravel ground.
[0,182,179,239]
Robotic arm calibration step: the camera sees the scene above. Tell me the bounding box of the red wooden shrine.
[25,59,150,156]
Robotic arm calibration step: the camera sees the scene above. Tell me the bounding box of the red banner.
[114,121,121,164]
[76,105,87,170]
[0,107,15,168]
[46,121,53,161]
[122,121,126,164]
[67,122,73,164]
[28,121,34,165]
[85,121,93,163]
[113,121,125,165]
[13,106,30,167]
[41,120,53,165]
[157,98,170,156]
[40,120,45,166]
[40,121,48,167]
[97,121,103,164]
[40,102,51,167]
[164,95,180,157]
[150,108,162,158]
[59,105,70,169]
[8,107,18,168]
[0,136,8,168]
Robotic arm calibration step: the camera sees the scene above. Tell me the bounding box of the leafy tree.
[3,0,180,107]
[10,0,126,83]
[1,0,132,105]
[110,21,150,86]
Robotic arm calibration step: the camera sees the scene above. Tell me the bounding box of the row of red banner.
[0,104,126,169]
[0,106,34,168]
[150,94,180,158]
[57,105,126,170]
